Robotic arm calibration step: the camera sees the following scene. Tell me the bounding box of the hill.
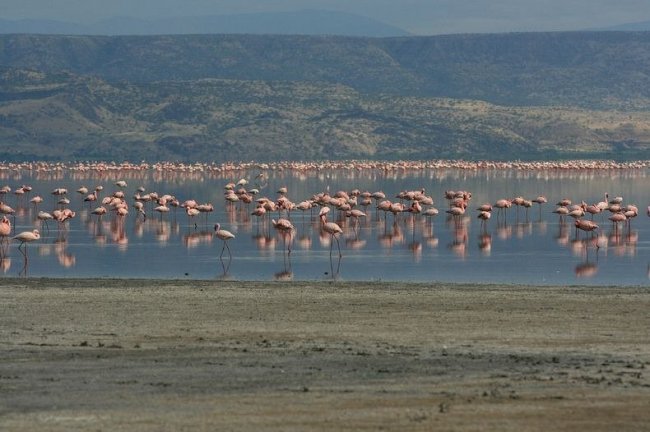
[1,32,650,109]
[2,32,650,161]
[594,21,650,31]
[1,69,649,162]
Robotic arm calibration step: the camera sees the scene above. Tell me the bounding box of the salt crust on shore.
[1,279,649,431]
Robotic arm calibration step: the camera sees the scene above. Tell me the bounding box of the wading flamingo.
[319,207,343,257]
[574,219,598,239]
[214,223,235,259]
[272,218,294,254]
[0,216,10,256]
[13,229,40,259]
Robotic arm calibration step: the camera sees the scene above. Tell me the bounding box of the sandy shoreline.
[1,278,649,431]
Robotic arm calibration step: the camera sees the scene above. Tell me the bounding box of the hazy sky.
[2,0,650,34]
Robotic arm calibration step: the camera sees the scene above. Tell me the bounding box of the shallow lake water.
[1,166,649,285]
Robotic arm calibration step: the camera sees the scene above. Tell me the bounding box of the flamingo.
[376,200,392,222]
[532,195,547,220]
[91,206,107,221]
[214,223,235,259]
[552,206,569,223]
[624,206,638,229]
[575,219,598,238]
[477,210,491,229]
[445,206,466,226]
[585,203,601,219]
[154,205,170,221]
[319,207,343,257]
[13,229,40,259]
[30,195,43,209]
[37,211,54,231]
[0,216,10,256]
[272,218,294,253]
[371,191,386,219]
[346,209,366,238]
[0,202,16,233]
[296,201,312,222]
[186,207,200,229]
[251,206,267,225]
[608,213,626,233]
[84,191,98,206]
[493,199,511,221]
[423,207,439,219]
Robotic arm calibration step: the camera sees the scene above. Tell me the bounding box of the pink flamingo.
[214,223,235,259]
[272,218,294,254]
[584,203,601,219]
[574,219,598,239]
[477,210,491,230]
[608,212,626,234]
[154,204,169,221]
[13,229,40,259]
[0,202,16,233]
[376,200,392,222]
[346,209,366,238]
[30,195,43,209]
[319,207,343,257]
[186,207,200,229]
[445,205,465,226]
[552,206,569,223]
[532,195,547,220]
[0,216,10,257]
[493,199,511,221]
[251,206,267,226]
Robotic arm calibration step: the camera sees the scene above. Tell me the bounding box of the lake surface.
[1,165,649,285]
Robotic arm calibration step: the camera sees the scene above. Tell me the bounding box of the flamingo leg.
[334,234,342,257]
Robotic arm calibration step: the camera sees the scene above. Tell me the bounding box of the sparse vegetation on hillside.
[2,32,650,161]
[1,70,649,162]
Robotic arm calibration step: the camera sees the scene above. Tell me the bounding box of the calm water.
[2,167,650,285]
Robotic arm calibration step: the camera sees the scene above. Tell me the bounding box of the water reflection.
[478,233,492,256]
[274,254,293,281]
[0,257,11,273]
[0,166,648,284]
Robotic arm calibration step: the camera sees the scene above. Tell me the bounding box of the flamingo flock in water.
[0,159,647,278]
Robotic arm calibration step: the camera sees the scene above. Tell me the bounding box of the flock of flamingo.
[1,159,650,176]
[0,159,647,279]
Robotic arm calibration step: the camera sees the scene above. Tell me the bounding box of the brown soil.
[1,279,649,431]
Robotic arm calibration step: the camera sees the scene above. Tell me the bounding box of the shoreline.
[2,279,649,431]
[3,276,648,288]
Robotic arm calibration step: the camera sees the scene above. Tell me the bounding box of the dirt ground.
[1,278,649,431]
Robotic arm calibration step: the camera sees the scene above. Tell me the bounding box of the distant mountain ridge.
[2,32,650,108]
[591,20,650,31]
[0,10,410,37]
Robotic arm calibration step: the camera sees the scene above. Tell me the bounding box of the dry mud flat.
[1,279,649,431]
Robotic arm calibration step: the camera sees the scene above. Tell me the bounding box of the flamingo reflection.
[478,233,492,255]
[274,252,293,281]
